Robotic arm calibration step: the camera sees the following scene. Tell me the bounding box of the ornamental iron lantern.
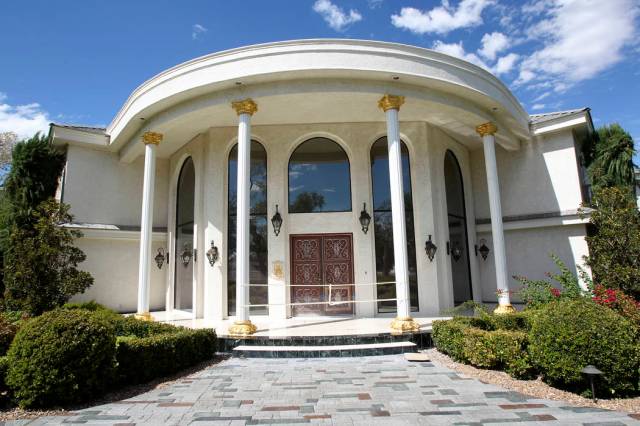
[581,365,603,403]
[359,203,372,234]
[271,204,283,236]
[206,240,219,266]
[180,243,193,267]
[451,243,463,262]
[477,239,490,261]
[424,235,437,262]
[154,248,168,270]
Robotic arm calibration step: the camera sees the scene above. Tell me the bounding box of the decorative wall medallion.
[272,261,284,279]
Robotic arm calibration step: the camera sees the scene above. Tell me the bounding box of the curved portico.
[51,39,592,332]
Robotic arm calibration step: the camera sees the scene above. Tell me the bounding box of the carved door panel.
[290,234,354,316]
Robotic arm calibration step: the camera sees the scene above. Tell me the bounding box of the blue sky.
[1,0,638,162]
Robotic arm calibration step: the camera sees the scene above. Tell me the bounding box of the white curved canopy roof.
[87,40,534,161]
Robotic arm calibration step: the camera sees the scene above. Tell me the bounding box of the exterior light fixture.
[424,235,437,262]
[271,204,283,236]
[206,240,219,266]
[581,365,603,403]
[154,248,168,269]
[180,243,193,267]
[451,243,463,262]
[359,203,372,234]
[476,239,490,261]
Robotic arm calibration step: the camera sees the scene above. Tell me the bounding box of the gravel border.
[0,356,225,421]
[424,348,640,415]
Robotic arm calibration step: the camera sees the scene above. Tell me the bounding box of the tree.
[3,201,93,315]
[587,124,636,191]
[0,131,18,174]
[581,187,640,300]
[290,191,325,212]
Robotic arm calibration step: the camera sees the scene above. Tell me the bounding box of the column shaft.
[481,131,513,312]
[136,134,160,320]
[235,113,251,322]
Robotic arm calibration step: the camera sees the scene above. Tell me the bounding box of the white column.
[379,95,420,332]
[477,122,515,314]
[136,131,163,320]
[229,99,258,335]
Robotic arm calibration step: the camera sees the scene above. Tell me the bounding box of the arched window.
[288,137,351,213]
[370,137,419,313]
[175,157,195,311]
[228,141,268,315]
[444,150,472,304]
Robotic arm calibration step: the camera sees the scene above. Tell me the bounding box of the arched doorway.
[444,150,473,304]
[174,157,195,311]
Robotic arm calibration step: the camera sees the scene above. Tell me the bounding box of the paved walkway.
[14,355,640,425]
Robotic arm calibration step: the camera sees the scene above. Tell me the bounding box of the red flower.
[550,288,561,297]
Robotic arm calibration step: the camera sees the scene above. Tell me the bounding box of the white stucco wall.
[63,145,169,227]
[471,129,584,219]
[70,237,167,313]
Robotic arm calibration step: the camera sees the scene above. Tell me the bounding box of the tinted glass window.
[228,141,268,315]
[288,137,351,213]
[370,137,418,313]
[175,157,195,311]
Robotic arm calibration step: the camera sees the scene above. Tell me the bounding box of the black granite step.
[232,341,417,358]
[218,330,432,353]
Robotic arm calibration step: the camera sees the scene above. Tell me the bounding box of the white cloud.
[516,0,638,88]
[191,24,207,40]
[0,95,50,139]
[313,0,362,32]
[432,40,490,70]
[368,0,384,9]
[478,32,509,60]
[391,0,494,35]
[494,53,520,75]
[531,103,546,110]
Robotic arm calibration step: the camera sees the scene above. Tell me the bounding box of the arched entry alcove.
[444,150,473,305]
[175,157,195,311]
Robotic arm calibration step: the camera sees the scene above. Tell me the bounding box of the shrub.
[0,356,8,395]
[4,201,93,315]
[582,187,640,300]
[0,316,18,356]
[6,309,116,408]
[432,318,472,361]
[529,299,640,396]
[514,254,589,309]
[462,328,534,379]
[592,285,640,328]
[115,328,216,385]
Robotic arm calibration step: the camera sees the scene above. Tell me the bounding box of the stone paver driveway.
[14,355,640,425]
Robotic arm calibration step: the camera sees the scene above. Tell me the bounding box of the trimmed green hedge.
[433,312,537,379]
[6,309,116,408]
[115,328,217,385]
[529,299,640,396]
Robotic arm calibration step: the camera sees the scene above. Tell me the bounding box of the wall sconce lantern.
[359,203,372,234]
[206,240,219,266]
[180,243,193,267]
[424,235,437,262]
[154,248,168,270]
[476,239,490,260]
[271,204,283,237]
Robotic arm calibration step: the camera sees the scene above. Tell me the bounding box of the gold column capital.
[232,98,258,116]
[476,122,498,137]
[142,131,163,145]
[378,94,405,112]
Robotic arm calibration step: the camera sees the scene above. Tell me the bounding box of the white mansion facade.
[50,40,593,333]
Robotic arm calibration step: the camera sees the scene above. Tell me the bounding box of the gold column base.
[493,303,516,315]
[390,316,421,333]
[228,320,257,336]
[133,312,154,321]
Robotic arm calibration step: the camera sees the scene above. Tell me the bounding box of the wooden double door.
[290,233,354,316]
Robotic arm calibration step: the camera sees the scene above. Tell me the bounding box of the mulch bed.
[0,356,226,421]
[424,348,640,415]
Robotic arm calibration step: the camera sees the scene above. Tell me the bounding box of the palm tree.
[588,123,636,190]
